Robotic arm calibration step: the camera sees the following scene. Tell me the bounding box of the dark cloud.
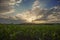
[0,0,22,15]
[0,0,14,14]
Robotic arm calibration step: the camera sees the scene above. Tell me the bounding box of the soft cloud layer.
[14,0,60,23]
[0,0,22,15]
[15,6,60,23]
[15,0,41,23]
[0,0,60,24]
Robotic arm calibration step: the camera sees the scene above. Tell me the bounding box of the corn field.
[0,24,60,40]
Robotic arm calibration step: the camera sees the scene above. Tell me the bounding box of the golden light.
[26,16,37,22]
[33,21,46,24]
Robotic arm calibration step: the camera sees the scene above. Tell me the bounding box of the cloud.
[32,0,40,12]
[15,11,37,22]
[16,0,22,3]
[30,0,42,20]
[42,6,60,23]
[0,0,60,24]
[0,0,42,23]
[0,0,22,15]
[30,6,60,23]
[14,0,44,23]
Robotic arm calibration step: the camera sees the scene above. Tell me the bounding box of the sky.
[15,0,60,13]
[0,0,59,15]
[0,0,60,24]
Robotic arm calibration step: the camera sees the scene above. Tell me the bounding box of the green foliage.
[0,24,60,40]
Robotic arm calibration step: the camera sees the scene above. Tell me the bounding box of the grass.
[0,24,60,40]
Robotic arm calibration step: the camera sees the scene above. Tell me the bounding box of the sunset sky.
[0,0,60,24]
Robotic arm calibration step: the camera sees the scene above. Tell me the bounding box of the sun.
[26,16,37,22]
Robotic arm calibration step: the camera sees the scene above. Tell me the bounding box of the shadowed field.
[0,24,60,40]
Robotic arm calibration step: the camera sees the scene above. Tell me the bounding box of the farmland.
[0,24,60,40]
